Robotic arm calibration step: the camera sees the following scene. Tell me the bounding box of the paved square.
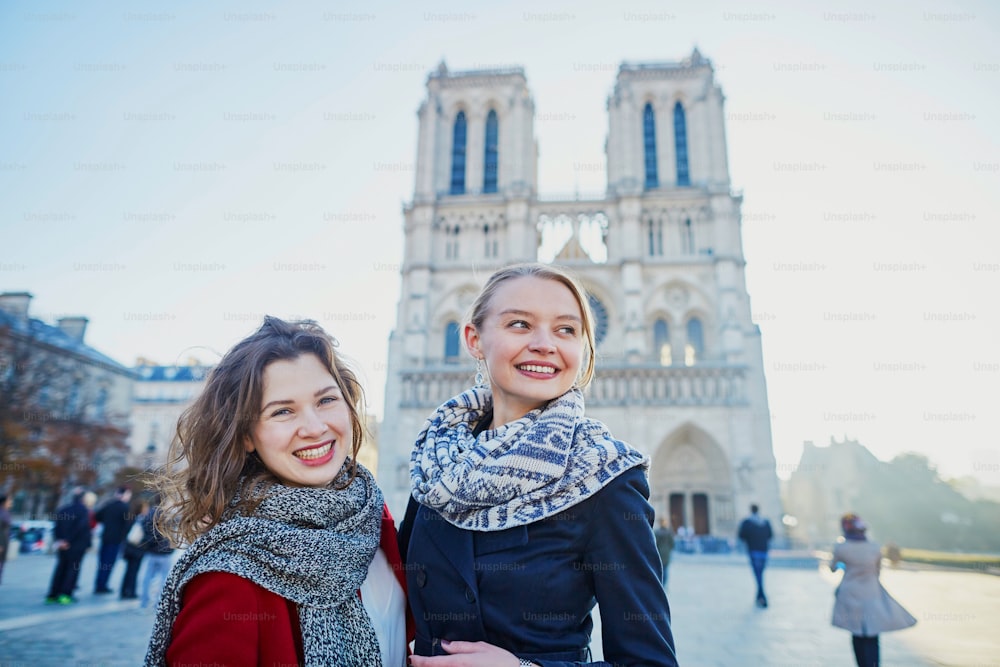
[1,550,997,665]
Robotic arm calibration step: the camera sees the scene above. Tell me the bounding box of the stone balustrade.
[399,363,748,409]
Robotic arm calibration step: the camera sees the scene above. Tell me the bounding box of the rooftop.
[0,308,134,377]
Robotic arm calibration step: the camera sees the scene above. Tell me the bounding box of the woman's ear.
[463,323,482,360]
[243,438,255,453]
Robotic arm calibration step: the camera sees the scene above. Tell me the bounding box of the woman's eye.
[270,408,291,417]
[508,320,528,329]
[319,396,339,405]
[558,326,577,335]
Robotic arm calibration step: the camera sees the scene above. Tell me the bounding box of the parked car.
[13,520,55,554]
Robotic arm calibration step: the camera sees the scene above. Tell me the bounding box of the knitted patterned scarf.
[144,464,384,667]
[411,387,648,531]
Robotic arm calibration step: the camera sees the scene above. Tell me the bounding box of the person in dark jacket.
[654,517,676,588]
[45,487,92,604]
[119,498,149,599]
[401,264,678,667]
[738,503,773,608]
[139,498,175,610]
[94,486,132,594]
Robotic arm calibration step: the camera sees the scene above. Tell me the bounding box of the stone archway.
[649,423,736,537]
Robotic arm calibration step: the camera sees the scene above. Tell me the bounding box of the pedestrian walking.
[143,317,410,667]
[45,487,92,604]
[400,263,677,666]
[119,498,149,599]
[831,513,916,667]
[138,497,174,610]
[94,486,131,594]
[654,517,676,588]
[738,502,773,608]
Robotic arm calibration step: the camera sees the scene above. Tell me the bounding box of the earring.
[475,358,485,386]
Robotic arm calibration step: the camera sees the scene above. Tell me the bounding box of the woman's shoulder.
[186,570,261,594]
[597,462,650,495]
[575,464,651,518]
[184,571,290,609]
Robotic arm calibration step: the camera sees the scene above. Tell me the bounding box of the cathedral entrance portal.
[650,424,736,537]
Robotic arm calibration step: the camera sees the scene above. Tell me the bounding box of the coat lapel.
[418,504,477,591]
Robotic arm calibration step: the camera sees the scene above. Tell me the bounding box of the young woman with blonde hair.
[401,263,677,667]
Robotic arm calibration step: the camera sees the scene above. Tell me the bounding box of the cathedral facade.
[378,50,782,539]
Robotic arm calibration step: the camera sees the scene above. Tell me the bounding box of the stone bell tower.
[379,52,782,540]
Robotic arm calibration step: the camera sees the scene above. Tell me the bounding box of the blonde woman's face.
[247,354,352,488]
[465,276,584,426]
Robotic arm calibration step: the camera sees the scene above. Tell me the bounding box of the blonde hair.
[154,317,367,546]
[466,262,597,388]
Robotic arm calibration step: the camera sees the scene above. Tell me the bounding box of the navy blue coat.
[96,498,130,545]
[399,466,678,667]
[54,497,91,554]
[738,515,773,552]
[141,508,175,555]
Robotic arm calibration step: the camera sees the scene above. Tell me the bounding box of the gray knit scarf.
[411,387,648,531]
[144,464,384,667]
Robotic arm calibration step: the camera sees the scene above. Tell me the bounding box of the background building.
[0,291,134,516]
[378,51,782,539]
[784,437,1000,552]
[783,437,874,547]
[129,360,211,470]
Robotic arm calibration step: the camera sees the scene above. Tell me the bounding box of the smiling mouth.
[295,442,333,460]
[516,363,557,375]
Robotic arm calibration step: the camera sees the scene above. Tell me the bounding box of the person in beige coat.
[830,513,916,667]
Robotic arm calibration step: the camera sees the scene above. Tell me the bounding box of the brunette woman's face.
[246,354,352,487]
[465,276,584,426]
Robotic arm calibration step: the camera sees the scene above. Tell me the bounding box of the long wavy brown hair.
[154,316,367,546]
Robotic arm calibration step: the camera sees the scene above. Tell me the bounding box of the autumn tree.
[1,321,131,517]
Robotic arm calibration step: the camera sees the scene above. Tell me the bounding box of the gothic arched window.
[482,223,500,258]
[444,225,461,260]
[673,101,690,187]
[654,318,671,366]
[450,111,467,195]
[685,317,704,366]
[682,217,694,254]
[643,103,659,189]
[483,109,498,194]
[444,321,461,360]
[648,218,663,256]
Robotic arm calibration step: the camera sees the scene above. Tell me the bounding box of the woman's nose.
[297,409,325,437]
[528,331,556,353]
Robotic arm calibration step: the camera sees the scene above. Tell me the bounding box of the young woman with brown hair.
[145,316,409,666]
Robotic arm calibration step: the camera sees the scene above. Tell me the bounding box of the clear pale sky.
[2,0,998,485]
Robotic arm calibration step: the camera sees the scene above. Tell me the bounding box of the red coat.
[167,504,412,667]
